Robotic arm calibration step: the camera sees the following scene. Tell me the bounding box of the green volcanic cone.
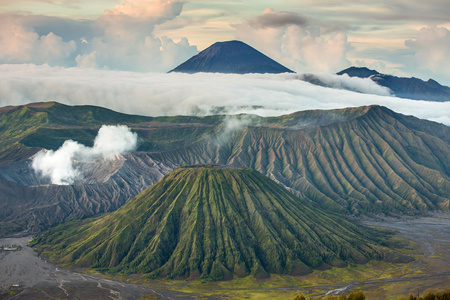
[33,165,391,280]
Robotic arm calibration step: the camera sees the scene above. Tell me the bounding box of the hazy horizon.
[1,64,449,126]
[1,0,450,85]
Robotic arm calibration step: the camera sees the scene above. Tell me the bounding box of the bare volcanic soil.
[0,215,449,299]
[0,237,194,300]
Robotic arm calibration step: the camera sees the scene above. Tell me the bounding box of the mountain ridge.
[1,102,449,235]
[337,67,450,102]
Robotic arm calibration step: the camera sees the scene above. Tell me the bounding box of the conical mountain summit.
[32,165,394,280]
[170,40,294,74]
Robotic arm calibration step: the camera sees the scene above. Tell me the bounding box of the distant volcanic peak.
[170,40,294,74]
[35,166,387,280]
[337,66,450,102]
[337,66,380,78]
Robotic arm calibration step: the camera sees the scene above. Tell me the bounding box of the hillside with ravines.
[0,102,449,235]
[32,166,399,280]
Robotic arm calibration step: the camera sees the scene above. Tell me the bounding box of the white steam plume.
[212,114,261,146]
[32,125,138,185]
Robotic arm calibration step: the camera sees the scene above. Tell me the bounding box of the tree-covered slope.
[32,166,390,280]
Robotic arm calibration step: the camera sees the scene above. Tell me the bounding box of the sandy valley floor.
[0,214,449,299]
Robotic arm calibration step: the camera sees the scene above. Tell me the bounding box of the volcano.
[1,103,450,235]
[170,40,294,74]
[337,66,450,102]
[32,166,391,280]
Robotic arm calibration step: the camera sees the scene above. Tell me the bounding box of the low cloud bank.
[32,125,138,184]
[297,73,393,96]
[0,64,449,126]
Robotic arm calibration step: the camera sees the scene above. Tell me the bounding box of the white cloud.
[297,73,392,96]
[32,125,138,185]
[0,64,449,127]
[0,0,197,72]
[0,15,76,66]
[104,0,185,20]
[234,8,351,73]
[405,26,450,83]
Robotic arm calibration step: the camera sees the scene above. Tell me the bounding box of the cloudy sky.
[1,0,450,126]
[1,0,450,83]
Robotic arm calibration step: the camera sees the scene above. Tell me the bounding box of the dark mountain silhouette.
[31,166,393,280]
[337,67,379,78]
[337,67,450,102]
[169,40,294,74]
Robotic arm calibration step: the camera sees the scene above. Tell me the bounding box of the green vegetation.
[405,291,450,300]
[264,106,372,129]
[32,166,396,280]
[153,105,450,215]
[1,102,449,215]
[0,101,222,157]
[292,290,450,300]
[0,285,22,299]
[0,105,49,165]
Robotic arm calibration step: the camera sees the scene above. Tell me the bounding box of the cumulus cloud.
[405,26,450,84]
[0,15,77,66]
[235,8,351,73]
[0,0,197,72]
[104,0,185,20]
[81,0,198,72]
[32,125,138,185]
[1,64,449,127]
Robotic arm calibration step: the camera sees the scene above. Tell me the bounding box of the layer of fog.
[296,73,393,96]
[32,125,137,184]
[0,64,449,126]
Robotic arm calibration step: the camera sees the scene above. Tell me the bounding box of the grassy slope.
[0,102,222,156]
[1,102,449,215]
[0,105,49,166]
[32,166,392,280]
[153,106,450,215]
